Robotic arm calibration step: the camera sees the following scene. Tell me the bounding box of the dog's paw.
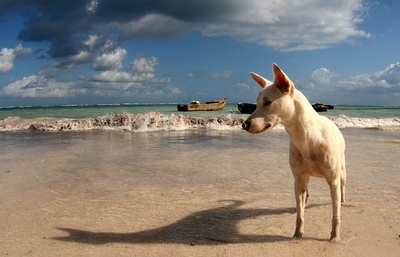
[293,231,304,238]
[330,231,341,242]
[341,203,356,208]
[329,236,341,243]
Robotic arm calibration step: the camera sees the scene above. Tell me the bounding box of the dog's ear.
[250,72,273,88]
[272,63,293,94]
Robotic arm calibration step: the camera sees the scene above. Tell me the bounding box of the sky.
[0,0,399,107]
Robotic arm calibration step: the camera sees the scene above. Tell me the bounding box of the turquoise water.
[327,105,400,118]
[1,103,399,132]
[0,104,177,119]
[1,103,399,120]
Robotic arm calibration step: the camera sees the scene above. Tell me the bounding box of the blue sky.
[0,0,399,107]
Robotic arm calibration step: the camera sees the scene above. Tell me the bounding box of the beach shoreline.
[0,129,399,256]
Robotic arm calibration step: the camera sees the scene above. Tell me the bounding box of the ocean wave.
[0,113,399,132]
[0,112,246,132]
[330,115,400,131]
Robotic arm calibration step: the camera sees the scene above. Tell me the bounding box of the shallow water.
[0,129,399,256]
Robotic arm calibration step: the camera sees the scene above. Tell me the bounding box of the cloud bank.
[0,0,376,103]
[303,63,400,105]
[1,0,369,54]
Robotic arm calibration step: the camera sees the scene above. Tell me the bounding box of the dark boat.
[238,102,334,113]
[237,102,257,114]
[312,103,330,112]
[177,98,227,112]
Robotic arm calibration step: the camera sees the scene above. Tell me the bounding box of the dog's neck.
[281,91,322,152]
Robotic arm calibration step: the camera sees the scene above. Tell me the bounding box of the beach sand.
[0,129,399,256]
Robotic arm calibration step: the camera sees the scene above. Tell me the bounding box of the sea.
[0,103,399,132]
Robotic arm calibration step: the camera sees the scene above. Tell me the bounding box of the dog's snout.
[242,121,250,131]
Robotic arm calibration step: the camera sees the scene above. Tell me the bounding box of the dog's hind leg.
[329,179,342,241]
[340,160,346,203]
[306,190,309,204]
[293,175,310,238]
[340,174,346,203]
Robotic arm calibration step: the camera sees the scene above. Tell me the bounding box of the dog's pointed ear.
[250,72,273,88]
[272,63,293,94]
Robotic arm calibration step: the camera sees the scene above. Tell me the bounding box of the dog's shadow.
[53,200,325,245]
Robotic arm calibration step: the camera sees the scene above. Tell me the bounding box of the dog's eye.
[265,100,272,106]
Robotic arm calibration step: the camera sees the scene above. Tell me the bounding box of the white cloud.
[186,70,232,79]
[375,63,400,86]
[45,37,121,73]
[0,75,79,97]
[0,48,14,73]
[311,68,336,84]
[1,71,181,99]
[92,48,127,71]
[298,82,315,90]
[91,56,158,82]
[207,71,232,79]
[70,51,92,63]
[0,44,33,73]
[130,57,158,73]
[300,63,400,105]
[83,35,99,49]
[0,41,182,99]
[47,50,93,72]
[14,44,33,58]
[201,0,370,51]
[86,0,98,14]
[91,70,154,82]
[100,0,370,51]
[118,14,190,40]
[340,63,400,89]
[237,82,251,90]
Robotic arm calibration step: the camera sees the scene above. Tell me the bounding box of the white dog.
[242,63,346,241]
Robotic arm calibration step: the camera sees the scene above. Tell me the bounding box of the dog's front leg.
[293,176,309,238]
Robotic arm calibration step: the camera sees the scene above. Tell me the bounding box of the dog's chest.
[289,144,330,178]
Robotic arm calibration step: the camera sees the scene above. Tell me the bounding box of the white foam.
[329,115,400,131]
[1,113,399,132]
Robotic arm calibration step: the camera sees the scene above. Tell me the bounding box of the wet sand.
[0,129,399,256]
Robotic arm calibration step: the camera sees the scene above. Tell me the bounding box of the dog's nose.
[242,121,250,131]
